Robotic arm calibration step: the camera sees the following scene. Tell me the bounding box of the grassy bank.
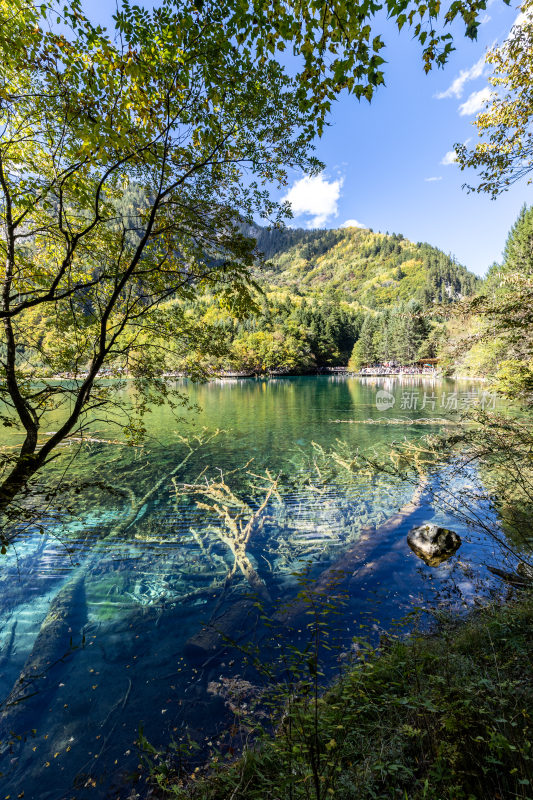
[147,593,533,800]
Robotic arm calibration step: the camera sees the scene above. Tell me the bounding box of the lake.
[0,376,506,799]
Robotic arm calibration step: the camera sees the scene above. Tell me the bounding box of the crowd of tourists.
[358,362,438,376]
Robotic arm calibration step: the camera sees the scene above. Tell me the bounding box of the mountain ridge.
[248,225,480,309]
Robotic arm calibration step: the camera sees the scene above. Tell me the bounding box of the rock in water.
[407,524,461,567]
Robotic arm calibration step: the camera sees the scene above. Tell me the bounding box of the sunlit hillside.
[252,226,480,308]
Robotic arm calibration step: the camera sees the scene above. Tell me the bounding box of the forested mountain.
[166,226,481,374]
[250,225,479,308]
[26,222,481,377]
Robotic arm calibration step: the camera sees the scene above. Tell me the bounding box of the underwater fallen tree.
[176,469,281,605]
[487,564,533,588]
[0,574,87,741]
[179,470,285,662]
[0,434,218,741]
[108,431,220,539]
[184,470,428,661]
[184,598,260,662]
[277,471,428,626]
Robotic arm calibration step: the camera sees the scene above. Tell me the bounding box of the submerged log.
[183,475,428,660]
[0,438,221,728]
[0,574,87,741]
[0,621,17,672]
[184,598,260,662]
[274,475,428,626]
[215,529,271,603]
[108,439,206,538]
[487,565,533,588]
[180,470,279,604]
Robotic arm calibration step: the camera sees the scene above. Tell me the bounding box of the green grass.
[148,594,533,800]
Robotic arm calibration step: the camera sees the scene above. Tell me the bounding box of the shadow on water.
[0,377,508,799]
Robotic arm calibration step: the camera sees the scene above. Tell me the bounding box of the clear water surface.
[0,376,506,799]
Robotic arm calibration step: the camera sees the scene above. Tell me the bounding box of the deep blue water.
[0,376,506,798]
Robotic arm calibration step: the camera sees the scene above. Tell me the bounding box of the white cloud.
[425,176,443,182]
[480,13,491,24]
[435,55,486,100]
[282,173,343,228]
[458,87,492,116]
[340,218,367,229]
[441,150,458,166]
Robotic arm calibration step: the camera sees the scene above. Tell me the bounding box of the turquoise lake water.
[0,376,506,798]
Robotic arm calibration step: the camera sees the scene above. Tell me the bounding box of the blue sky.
[87,0,530,276]
[277,2,532,276]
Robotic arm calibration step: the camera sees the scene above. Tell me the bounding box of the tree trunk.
[0,452,41,521]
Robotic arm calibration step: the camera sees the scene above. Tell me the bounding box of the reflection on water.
[0,377,505,799]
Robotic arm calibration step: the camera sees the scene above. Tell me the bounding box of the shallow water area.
[0,376,507,799]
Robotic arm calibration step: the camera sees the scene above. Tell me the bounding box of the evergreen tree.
[402,301,428,362]
[358,315,378,364]
[502,204,533,278]
[386,307,406,362]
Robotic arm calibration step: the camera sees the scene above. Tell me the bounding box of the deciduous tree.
[0,0,317,534]
[456,0,533,195]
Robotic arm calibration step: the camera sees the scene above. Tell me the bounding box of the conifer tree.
[358,316,378,364]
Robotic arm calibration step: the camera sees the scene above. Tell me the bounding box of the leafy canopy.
[0,0,319,525]
[456,0,533,196]
[218,0,501,134]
